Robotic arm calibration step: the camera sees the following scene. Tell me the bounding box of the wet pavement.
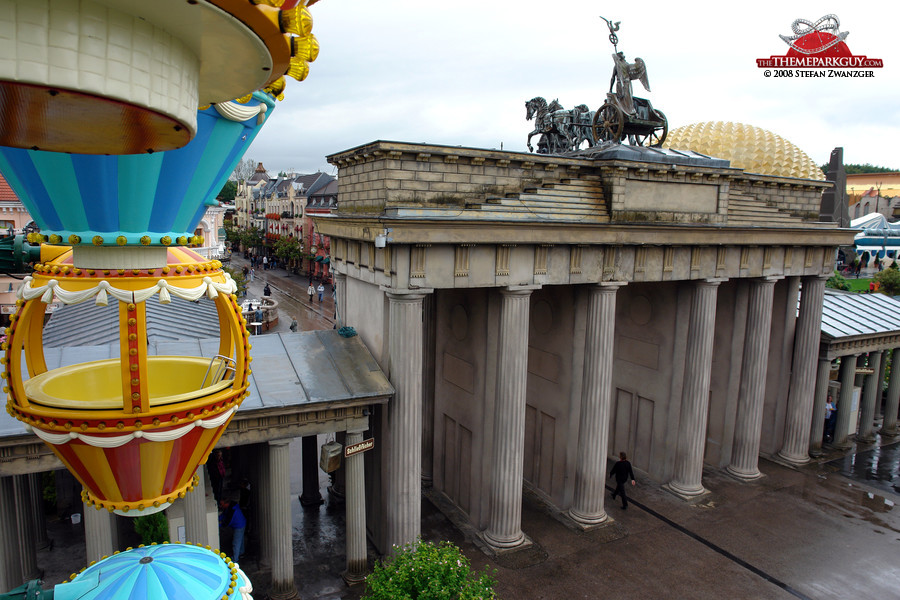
[25,260,900,598]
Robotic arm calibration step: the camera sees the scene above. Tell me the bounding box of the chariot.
[591,93,667,147]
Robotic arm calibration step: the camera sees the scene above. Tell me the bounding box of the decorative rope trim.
[237,566,253,600]
[26,407,235,447]
[17,274,237,306]
[213,100,268,125]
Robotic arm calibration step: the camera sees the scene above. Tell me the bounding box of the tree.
[819,162,897,176]
[238,225,263,251]
[217,180,237,202]
[133,512,169,545]
[232,158,256,182]
[224,266,248,297]
[874,267,900,296]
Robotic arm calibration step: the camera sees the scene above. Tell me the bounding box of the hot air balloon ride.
[0,0,321,518]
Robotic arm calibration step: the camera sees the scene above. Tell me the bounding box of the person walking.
[219,499,247,562]
[317,283,324,302]
[290,317,298,332]
[609,451,636,509]
[307,283,315,302]
[262,255,268,270]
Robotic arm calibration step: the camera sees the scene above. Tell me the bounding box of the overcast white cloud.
[246,1,899,175]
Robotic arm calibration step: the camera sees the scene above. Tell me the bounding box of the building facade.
[314,141,855,553]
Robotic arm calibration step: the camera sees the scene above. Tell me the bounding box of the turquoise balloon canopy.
[53,544,252,600]
[0,92,275,246]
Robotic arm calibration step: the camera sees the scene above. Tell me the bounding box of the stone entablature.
[823,333,900,360]
[322,238,841,292]
[326,141,832,226]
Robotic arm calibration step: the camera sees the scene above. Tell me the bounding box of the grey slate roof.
[821,288,900,341]
[0,330,393,438]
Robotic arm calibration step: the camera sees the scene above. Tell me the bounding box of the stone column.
[268,439,298,600]
[13,475,40,581]
[569,283,622,526]
[385,291,426,550]
[727,278,777,480]
[28,473,51,551]
[184,467,209,545]
[857,350,883,443]
[422,293,436,487]
[343,430,368,585]
[334,271,347,327]
[0,476,20,590]
[833,354,859,449]
[83,492,116,565]
[668,280,721,498]
[255,443,272,569]
[778,275,827,465]
[484,287,533,548]
[300,435,323,506]
[808,358,833,456]
[881,348,900,436]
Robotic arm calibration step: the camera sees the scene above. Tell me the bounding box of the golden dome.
[662,121,825,181]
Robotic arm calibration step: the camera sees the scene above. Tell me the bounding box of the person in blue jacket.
[219,499,247,561]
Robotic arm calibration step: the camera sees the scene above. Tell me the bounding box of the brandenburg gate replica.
[314,134,855,555]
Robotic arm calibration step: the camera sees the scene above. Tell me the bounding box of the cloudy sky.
[245,0,899,176]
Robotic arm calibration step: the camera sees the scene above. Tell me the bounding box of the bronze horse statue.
[525,97,595,154]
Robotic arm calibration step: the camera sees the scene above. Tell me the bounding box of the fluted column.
[484,287,533,548]
[28,473,50,551]
[0,476,20,590]
[268,439,298,600]
[881,348,900,436]
[255,443,272,568]
[833,354,858,449]
[727,278,777,480]
[778,275,827,465]
[13,475,39,581]
[857,351,883,442]
[184,466,209,545]
[343,430,368,585]
[422,293,436,487]
[300,435,323,506]
[569,283,622,526]
[808,358,833,455]
[668,280,721,498]
[385,291,426,550]
[83,491,116,565]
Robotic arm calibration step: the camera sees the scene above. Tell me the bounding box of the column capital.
[594,281,627,290]
[382,287,433,300]
[757,276,782,284]
[502,284,541,294]
[698,277,727,286]
[268,438,292,448]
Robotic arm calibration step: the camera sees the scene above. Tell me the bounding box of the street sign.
[344,438,374,457]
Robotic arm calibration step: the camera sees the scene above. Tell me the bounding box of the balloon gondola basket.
[3,247,252,516]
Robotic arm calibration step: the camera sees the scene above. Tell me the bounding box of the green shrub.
[826,270,850,291]
[133,511,169,545]
[363,540,497,600]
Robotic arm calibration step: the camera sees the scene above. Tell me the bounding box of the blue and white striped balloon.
[0,92,275,246]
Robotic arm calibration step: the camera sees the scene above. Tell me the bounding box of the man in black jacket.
[609,451,636,509]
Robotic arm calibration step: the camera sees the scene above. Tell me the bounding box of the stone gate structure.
[314,140,854,553]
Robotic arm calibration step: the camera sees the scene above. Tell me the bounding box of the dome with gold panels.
[662,121,825,181]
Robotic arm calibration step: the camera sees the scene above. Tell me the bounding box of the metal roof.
[0,330,393,438]
[821,288,900,341]
[42,296,223,347]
